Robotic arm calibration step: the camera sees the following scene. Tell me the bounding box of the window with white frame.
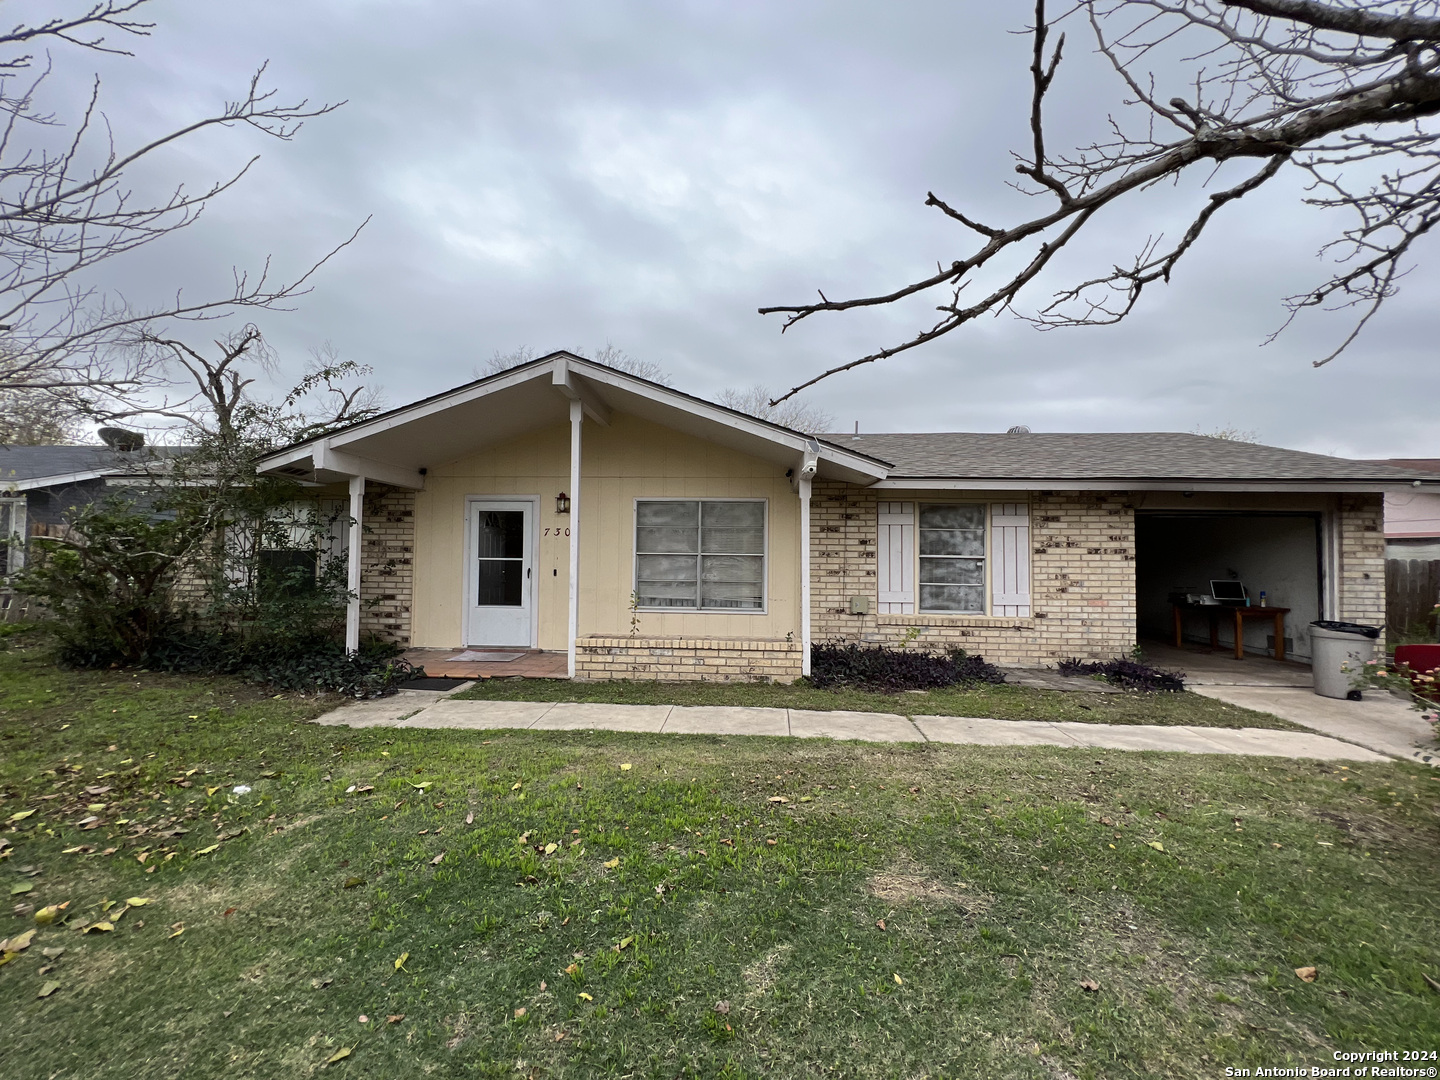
[918,503,985,613]
[635,499,765,611]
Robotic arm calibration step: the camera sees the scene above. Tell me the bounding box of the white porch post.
[799,474,812,677]
[345,474,364,654]
[567,399,582,678]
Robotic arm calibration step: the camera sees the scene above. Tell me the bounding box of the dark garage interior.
[1135,512,1323,662]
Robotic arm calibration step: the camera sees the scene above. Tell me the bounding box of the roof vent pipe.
[1007,425,1032,434]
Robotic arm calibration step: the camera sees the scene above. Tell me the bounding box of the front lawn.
[2,643,1437,1078]
[455,675,1299,730]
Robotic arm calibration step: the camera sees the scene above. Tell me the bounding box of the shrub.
[809,642,1005,692]
[144,629,421,698]
[1056,657,1185,692]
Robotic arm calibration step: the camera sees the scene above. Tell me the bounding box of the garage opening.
[1135,511,1323,662]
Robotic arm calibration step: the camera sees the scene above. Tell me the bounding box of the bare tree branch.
[762,0,1440,402]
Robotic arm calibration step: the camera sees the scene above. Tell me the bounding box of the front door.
[466,500,533,646]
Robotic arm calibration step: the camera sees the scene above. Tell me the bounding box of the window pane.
[636,554,697,608]
[477,559,523,606]
[920,556,983,585]
[700,554,763,609]
[476,510,524,559]
[920,583,984,613]
[636,526,699,554]
[700,525,764,554]
[919,504,984,530]
[702,501,764,528]
[637,501,699,528]
[919,528,984,556]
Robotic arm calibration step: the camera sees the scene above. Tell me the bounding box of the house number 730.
[543,528,571,537]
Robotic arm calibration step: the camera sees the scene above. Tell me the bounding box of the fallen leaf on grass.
[223,907,238,917]
[194,844,219,856]
[85,922,114,934]
[765,839,777,847]
[10,882,33,895]
[465,812,474,825]
[312,976,333,989]
[342,876,365,889]
[325,1047,351,1065]
[1295,966,1318,983]
[615,936,634,951]
[1146,841,1164,852]
[358,1014,369,1023]
[564,963,579,976]
[37,980,60,998]
[619,763,632,771]
[1422,973,1440,993]
[34,904,66,925]
[394,952,410,972]
[893,973,903,986]
[410,782,432,791]
[6,809,35,823]
[430,853,445,866]
[168,924,184,939]
[513,1007,527,1019]
[124,897,150,907]
[387,1014,404,1024]
[875,919,886,931]
[767,796,788,804]
[0,928,36,953]
[511,782,522,791]
[578,992,593,1002]
[1079,980,1101,992]
[602,858,619,869]
[544,843,557,855]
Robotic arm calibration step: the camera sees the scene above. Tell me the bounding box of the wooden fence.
[1386,558,1440,639]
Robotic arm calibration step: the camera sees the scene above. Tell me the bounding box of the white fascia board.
[314,444,426,490]
[325,362,554,450]
[256,444,316,472]
[564,358,888,480]
[3,469,111,492]
[871,478,1438,493]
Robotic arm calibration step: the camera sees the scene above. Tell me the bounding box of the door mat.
[446,650,525,662]
[397,676,472,691]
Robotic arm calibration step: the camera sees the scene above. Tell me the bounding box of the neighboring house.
[257,353,1436,680]
[0,444,188,575]
[1363,458,1440,560]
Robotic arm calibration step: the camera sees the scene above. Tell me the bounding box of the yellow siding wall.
[410,413,800,649]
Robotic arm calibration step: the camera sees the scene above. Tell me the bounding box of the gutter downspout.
[345,474,364,654]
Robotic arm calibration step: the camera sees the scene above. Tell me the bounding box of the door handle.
[527,567,531,579]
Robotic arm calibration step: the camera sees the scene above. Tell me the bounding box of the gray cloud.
[24,0,1439,456]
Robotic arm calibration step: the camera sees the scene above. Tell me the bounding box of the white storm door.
[466,500,533,646]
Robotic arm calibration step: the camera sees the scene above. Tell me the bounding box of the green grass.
[2,641,1438,1078]
[454,675,1301,729]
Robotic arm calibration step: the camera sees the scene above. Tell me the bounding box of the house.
[256,353,1438,680]
[1363,458,1440,636]
[0,444,186,575]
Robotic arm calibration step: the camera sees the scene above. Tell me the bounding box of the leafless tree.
[762,0,1440,402]
[0,386,91,443]
[715,385,835,433]
[0,1,364,401]
[1193,423,1260,442]
[116,326,382,448]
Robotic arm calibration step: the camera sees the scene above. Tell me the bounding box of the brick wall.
[810,482,1137,665]
[359,487,415,645]
[1337,493,1385,638]
[576,635,802,682]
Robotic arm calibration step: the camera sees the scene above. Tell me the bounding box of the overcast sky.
[29,0,1440,456]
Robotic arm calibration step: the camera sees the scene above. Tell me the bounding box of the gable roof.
[258,352,891,487]
[827,432,1438,490]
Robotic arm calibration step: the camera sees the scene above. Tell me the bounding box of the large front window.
[919,503,985,613]
[635,499,765,611]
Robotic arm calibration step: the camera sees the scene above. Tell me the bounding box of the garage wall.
[1135,513,1321,659]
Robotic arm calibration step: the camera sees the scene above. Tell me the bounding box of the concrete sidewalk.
[313,693,1394,762]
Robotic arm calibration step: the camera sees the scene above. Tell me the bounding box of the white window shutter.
[990,502,1030,616]
[877,502,915,614]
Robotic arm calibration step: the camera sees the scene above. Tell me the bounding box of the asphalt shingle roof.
[819,432,1432,483]
[0,444,184,483]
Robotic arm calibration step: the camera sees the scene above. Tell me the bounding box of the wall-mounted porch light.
[556,492,570,514]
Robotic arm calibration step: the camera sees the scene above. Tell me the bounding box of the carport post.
[567,399,582,678]
[799,474,812,676]
[345,474,364,654]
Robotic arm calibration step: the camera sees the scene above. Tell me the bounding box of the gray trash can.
[1309,620,1381,700]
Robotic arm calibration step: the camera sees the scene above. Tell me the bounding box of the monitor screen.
[1210,580,1247,601]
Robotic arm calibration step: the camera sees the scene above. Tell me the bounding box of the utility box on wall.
[849,595,871,615]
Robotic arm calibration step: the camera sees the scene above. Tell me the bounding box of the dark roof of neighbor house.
[1363,458,1440,475]
[823,432,1433,483]
[0,444,188,485]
